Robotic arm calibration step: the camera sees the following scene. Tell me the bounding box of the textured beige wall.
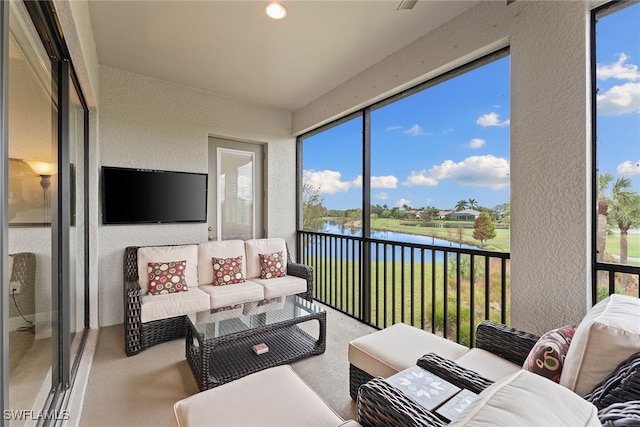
[97,66,294,327]
[294,1,593,334]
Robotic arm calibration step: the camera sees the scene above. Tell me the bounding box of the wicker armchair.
[124,243,314,356]
[8,252,37,328]
[356,322,640,427]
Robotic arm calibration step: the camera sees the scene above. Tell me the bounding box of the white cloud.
[386,125,402,132]
[352,175,398,189]
[476,112,510,127]
[429,155,510,190]
[597,53,640,81]
[302,170,351,194]
[442,128,454,135]
[395,198,412,207]
[375,192,389,201]
[405,124,424,136]
[404,170,439,187]
[597,82,640,115]
[466,138,486,149]
[617,160,640,177]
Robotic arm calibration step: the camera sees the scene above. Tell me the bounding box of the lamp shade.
[24,160,57,176]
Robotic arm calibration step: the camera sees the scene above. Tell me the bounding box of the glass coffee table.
[185,295,326,391]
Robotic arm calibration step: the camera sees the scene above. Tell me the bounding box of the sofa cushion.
[348,322,468,379]
[453,348,521,382]
[560,294,640,396]
[450,370,600,426]
[200,281,264,310]
[211,256,245,286]
[249,276,307,299]
[522,324,575,383]
[197,240,246,285]
[245,238,287,279]
[147,260,189,295]
[171,365,346,427]
[259,251,287,279]
[137,245,198,295]
[140,286,209,323]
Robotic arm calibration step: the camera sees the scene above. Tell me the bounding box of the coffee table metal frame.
[185,295,326,391]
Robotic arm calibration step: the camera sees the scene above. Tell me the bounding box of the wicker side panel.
[598,401,640,427]
[417,353,494,395]
[585,352,640,410]
[350,364,375,401]
[357,377,446,427]
[475,320,539,366]
[123,246,140,282]
[287,262,313,301]
[124,280,143,356]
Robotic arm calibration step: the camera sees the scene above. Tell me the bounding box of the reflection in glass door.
[8,0,55,415]
[217,148,255,240]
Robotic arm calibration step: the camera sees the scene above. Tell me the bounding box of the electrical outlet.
[10,281,21,294]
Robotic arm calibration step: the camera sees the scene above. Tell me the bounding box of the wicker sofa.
[351,294,640,426]
[124,238,313,356]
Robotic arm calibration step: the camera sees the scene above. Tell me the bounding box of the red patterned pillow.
[212,256,245,286]
[147,260,188,295]
[258,251,286,279]
[523,324,576,383]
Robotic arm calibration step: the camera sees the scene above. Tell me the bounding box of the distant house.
[445,209,481,221]
[438,210,451,219]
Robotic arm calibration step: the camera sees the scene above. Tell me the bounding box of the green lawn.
[306,253,510,347]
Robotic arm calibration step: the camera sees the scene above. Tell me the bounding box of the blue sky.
[303,4,639,211]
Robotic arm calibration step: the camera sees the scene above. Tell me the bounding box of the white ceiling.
[88,1,478,112]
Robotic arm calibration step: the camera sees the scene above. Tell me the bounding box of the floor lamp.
[24,160,57,224]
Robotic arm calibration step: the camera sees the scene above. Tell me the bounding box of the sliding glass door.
[2,0,89,423]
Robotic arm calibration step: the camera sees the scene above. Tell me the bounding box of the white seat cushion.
[249,276,307,299]
[450,370,600,426]
[196,240,246,286]
[199,281,264,309]
[453,348,521,382]
[348,323,469,379]
[560,294,640,396]
[140,287,210,323]
[171,365,346,427]
[137,245,199,295]
[244,238,287,279]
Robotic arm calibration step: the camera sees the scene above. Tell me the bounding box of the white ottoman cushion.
[450,370,600,427]
[348,323,468,379]
[172,365,345,427]
[560,294,640,396]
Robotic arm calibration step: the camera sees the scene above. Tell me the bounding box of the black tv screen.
[102,167,208,224]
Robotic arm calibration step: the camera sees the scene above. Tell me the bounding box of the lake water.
[304,221,481,262]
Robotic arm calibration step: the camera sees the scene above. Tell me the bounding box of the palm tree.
[455,200,467,211]
[608,178,640,290]
[468,198,478,210]
[597,173,614,264]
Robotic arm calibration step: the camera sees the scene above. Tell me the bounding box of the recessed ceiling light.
[265,2,287,20]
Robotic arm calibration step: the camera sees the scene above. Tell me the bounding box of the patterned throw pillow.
[523,324,576,383]
[258,251,286,279]
[147,260,189,295]
[212,256,245,286]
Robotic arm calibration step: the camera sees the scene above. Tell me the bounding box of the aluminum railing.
[297,230,510,347]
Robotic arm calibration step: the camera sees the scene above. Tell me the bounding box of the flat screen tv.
[102,166,208,224]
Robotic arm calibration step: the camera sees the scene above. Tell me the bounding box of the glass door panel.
[8,0,55,415]
[217,148,255,240]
